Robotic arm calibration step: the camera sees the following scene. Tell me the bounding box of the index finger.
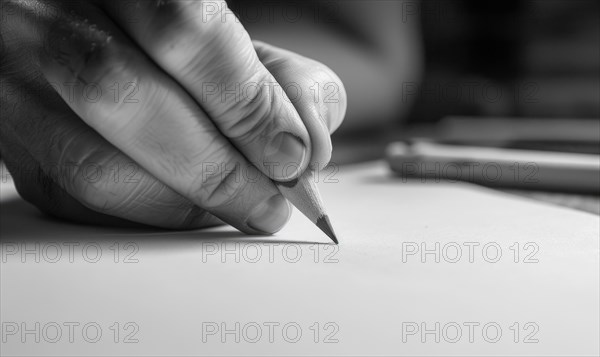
[103,0,314,182]
[39,4,292,234]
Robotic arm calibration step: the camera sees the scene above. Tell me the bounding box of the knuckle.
[311,64,347,132]
[180,206,222,229]
[221,91,275,141]
[278,57,346,131]
[316,64,347,104]
[189,160,249,210]
[79,44,136,89]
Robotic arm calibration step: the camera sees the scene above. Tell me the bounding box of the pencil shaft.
[276,173,338,243]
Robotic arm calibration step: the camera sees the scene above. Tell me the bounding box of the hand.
[0,0,346,233]
[235,0,421,131]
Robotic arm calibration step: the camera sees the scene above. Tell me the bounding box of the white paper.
[1,161,598,356]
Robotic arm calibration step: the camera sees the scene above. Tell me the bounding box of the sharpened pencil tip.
[316,215,338,244]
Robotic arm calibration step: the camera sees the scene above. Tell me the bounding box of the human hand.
[0,0,346,233]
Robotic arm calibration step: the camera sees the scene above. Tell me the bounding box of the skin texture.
[0,0,347,233]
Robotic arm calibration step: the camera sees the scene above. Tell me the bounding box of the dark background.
[412,0,599,123]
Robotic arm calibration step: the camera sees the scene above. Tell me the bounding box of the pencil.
[275,172,338,244]
[386,140,600,192]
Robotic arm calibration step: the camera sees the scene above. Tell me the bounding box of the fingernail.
[264,132,306,181]
[246,195,291,234]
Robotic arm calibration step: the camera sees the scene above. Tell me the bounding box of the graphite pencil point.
[275,172,338,244]
[316,215,338,244]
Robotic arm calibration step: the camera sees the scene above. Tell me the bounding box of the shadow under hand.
[0,198,320,248]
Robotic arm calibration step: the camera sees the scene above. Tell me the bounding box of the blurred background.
[412,0,599,122]
[229,0,599,212]
[229,0,599,151]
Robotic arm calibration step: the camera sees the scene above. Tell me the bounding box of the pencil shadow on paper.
[0,198,319,249]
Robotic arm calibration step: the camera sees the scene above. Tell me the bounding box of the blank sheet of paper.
[1,161,598,356]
